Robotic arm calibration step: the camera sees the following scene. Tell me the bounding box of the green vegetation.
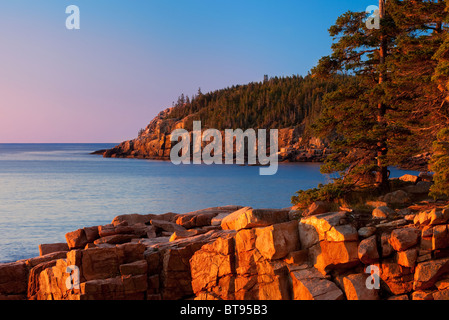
[289,0,449,209]
[312,0,447,192]
[431,128,449,199]
[291,182,351,209]
[166,75,346,132]
[150,1,449,208]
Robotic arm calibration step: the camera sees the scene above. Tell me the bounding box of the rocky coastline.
[1,174,449,300]
[96,108,430,171]
[98,108,332,164]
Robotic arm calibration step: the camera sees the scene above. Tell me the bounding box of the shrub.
[291,182,351,209]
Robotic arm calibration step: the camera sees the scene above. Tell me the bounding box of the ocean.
[0,143,418,263]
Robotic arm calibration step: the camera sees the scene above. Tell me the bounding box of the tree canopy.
[166,75,346,132]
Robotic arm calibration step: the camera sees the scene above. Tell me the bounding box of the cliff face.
[2,175,449,301]
[102,108,331,163]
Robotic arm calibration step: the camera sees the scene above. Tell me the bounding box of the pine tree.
[312,0,448,191]
[385,0,447,165]
[430,128,449,199]
[430,0,449,198]
[312,0,398,190]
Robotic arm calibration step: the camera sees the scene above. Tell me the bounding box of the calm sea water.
[0,143,418,263]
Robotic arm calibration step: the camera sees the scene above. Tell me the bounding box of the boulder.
[38,243,69,256]
[190,234,236,300]
[119,260,148,276]
[342,273,379,300]
[80,275,147,300]
[35,259,77,300]
[177,206,243,229]
[75,243,146,283]
[404,181,432,195]
[93,234,136,245]
[433,289,449,300]
[255,221,300,260]
[81,247,121,281]
[309,241,360,275]
[298,211,347,247]
[255,259,291,300]
[283,250,309,265]
[290,269,344,300]
[325,225,358,242]
[150,220,186,233]
[415,210,432,226]
[111,212,178,226]
[381,190,411,206]
[65,229,88,250]
[435,278,449,291]
[414,258,449,290]
[159,230,235,300]
[432,225,449,250]
[358,227,376,238]
[211,212,232,226]
[24,251,68,269]
[98,223,146,238]
[429,209,449,226]
[234,229,258,276]
[381,233,394,257]
[83,226,100,243]
[358,236,379,265]
[146,226,157,239]
[373,206,395,219]
[389,227,421,252]
[0,261,28,295]
[412,290,434,300]
[302,201,332,217]
[397,249,418,268]
[378,261,414,295]
[221,207,289,231]
[27,260,58,300]
[169,229,206,242]
[297,221,320,250]
[399,174,420,184]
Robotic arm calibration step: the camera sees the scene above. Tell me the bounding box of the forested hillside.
[164,75,346,132]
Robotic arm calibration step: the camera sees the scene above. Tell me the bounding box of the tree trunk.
[376,0,390,192]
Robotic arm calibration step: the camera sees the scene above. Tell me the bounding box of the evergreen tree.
[312,0,398,190]
[430,0,449,198]
[312,0,447,191]
[430,128,449,199]
[165,75,344,132]
[386,0,447,165]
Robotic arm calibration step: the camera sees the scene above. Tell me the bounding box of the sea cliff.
[100,108,332,163]
[1,175,449,300]
[98,108,430,171]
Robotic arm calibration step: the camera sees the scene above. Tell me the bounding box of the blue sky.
[0,0,376,143]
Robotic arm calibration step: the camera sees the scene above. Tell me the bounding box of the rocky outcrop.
[100,108,331,163]
[2,193,449,300]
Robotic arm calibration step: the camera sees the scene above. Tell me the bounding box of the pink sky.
[0,1,349,143]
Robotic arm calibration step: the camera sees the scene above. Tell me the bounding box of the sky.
[0,0,376,143]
